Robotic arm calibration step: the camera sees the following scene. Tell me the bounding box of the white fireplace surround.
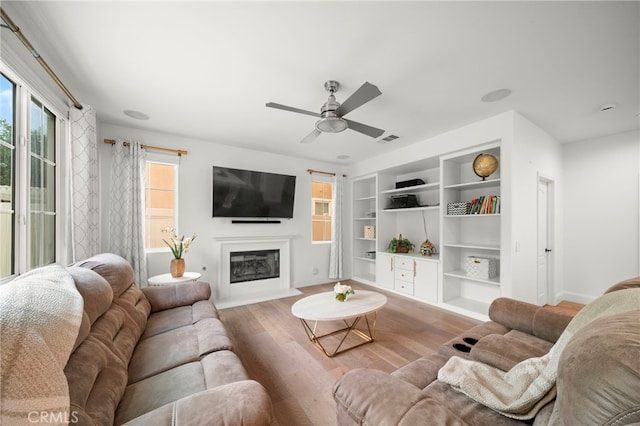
[212,234,301,308]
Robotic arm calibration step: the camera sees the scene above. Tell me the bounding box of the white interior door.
[537,178,553,305]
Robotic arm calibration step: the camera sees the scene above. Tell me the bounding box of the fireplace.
[230,249,280,284]
[213,234,300,308]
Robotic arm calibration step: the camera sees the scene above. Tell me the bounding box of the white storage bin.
[464,256,498,279]
[364,225,375,239]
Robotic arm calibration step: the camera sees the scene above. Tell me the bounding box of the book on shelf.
[468,195,500,214]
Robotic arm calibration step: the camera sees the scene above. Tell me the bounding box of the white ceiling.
[2,1,638,164]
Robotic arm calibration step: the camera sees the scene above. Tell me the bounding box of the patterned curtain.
[329,174,344,279]
[108,140,147,285]
[69,105,99,260]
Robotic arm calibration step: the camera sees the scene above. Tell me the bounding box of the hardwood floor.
[218,280,481,425]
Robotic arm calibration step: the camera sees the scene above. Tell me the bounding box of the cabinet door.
[414,259,438,303]
[375,253,394,290]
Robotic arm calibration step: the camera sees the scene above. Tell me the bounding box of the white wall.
[98,122,347,292]
[509,112,563,304]
[562,130,640,302]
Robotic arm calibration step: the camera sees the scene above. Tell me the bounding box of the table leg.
[299,312,378,357]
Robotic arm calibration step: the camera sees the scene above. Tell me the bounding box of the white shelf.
[354,217,376,220]
[443,178,500,191]
[445,213,500,218]
[383,205,440,213]
[443,270,500,286]
[443,243,500,251]
[355,195,376,201]
[380,182,440,194]
[355,256,376,263]
[355,237,376,241]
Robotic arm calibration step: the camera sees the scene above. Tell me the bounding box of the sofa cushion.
[114,350,249,425]
[67,266,113,325]
[74,253,136,298]
[65,337,129,426]
[128,318,233,383]
[470,333,550,371]
[550,310,640,425]
[119,381,273,426]
[142,282,212,313]
[604,276,640,294]
[142,300,219,339]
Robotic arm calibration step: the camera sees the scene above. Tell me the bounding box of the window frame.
[0,65,69,282]
[311,179,333,244]
[144,153,179,253]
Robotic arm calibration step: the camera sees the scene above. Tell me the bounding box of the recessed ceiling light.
[481,89,512,103]
[337,155,350,160]
[124,110,150,120]
[599,103,617,112]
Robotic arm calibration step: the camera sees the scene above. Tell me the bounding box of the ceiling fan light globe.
[315,117,348,133]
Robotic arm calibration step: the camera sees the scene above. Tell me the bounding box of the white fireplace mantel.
[212,234,298,242]
[212,234,301,308]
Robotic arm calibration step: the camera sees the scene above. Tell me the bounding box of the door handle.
[545,248,552,253]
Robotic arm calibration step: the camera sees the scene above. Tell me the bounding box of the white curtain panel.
[69,104,99,261]
[108,140,148,285]
[329,173,344,279]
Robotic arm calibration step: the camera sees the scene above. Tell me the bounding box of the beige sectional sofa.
[1,253,272,425]
[333,277,640,425]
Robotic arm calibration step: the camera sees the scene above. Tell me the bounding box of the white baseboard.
[553,291,597,305]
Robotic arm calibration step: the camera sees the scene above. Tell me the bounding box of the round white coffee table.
[291,290,387,357]
[148,272,201,286]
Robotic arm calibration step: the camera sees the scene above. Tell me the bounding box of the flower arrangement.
[161,227,197,259]
[334,281,355,302]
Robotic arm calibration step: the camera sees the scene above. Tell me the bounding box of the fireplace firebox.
[230,249,280,284]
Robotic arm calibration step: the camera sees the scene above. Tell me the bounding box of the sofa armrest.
[489,297,573,343]
[333,368,426,425]
[142,281,212,313]
[120,380,273,425]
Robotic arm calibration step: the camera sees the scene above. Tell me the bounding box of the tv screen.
[212,166,296,218]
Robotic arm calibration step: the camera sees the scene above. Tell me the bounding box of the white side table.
[148,272,202,286]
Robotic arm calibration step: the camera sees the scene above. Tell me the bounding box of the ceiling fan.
[266,80,386,144]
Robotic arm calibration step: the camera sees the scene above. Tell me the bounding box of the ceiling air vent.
[379,134,399,143]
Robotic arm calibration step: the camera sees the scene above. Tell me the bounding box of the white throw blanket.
[437,288,640,420]
[0,265,84,425]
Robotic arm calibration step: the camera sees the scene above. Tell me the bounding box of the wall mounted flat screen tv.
[212,166,296,218]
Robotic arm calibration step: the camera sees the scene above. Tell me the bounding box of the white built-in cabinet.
[351,175,377,284]
[351,142,502,320]
[440,143,502,318]
[375,252,439,303]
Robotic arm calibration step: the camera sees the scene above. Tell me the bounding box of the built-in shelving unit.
[352,175,378,284]
[440,143,502,318]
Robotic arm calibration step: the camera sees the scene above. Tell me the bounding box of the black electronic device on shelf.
[388,194,419,209]
[395,178,425,189]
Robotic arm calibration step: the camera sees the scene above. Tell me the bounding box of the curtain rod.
[0,8,83,110]
[104,139,188,157]
[307,168,347,178]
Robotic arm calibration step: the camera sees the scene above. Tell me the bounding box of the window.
[29,98,56,268]
[144,160,178,249]
[1,71,62,280]
[311,181,332,242]
[0,74,15,278]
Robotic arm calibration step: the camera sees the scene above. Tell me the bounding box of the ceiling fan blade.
[266,102,321,118]
[335,82,382,117]
[301,129,321,144]
[344,118,385,138]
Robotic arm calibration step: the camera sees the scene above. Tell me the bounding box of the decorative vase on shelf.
[170,258,185,278]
